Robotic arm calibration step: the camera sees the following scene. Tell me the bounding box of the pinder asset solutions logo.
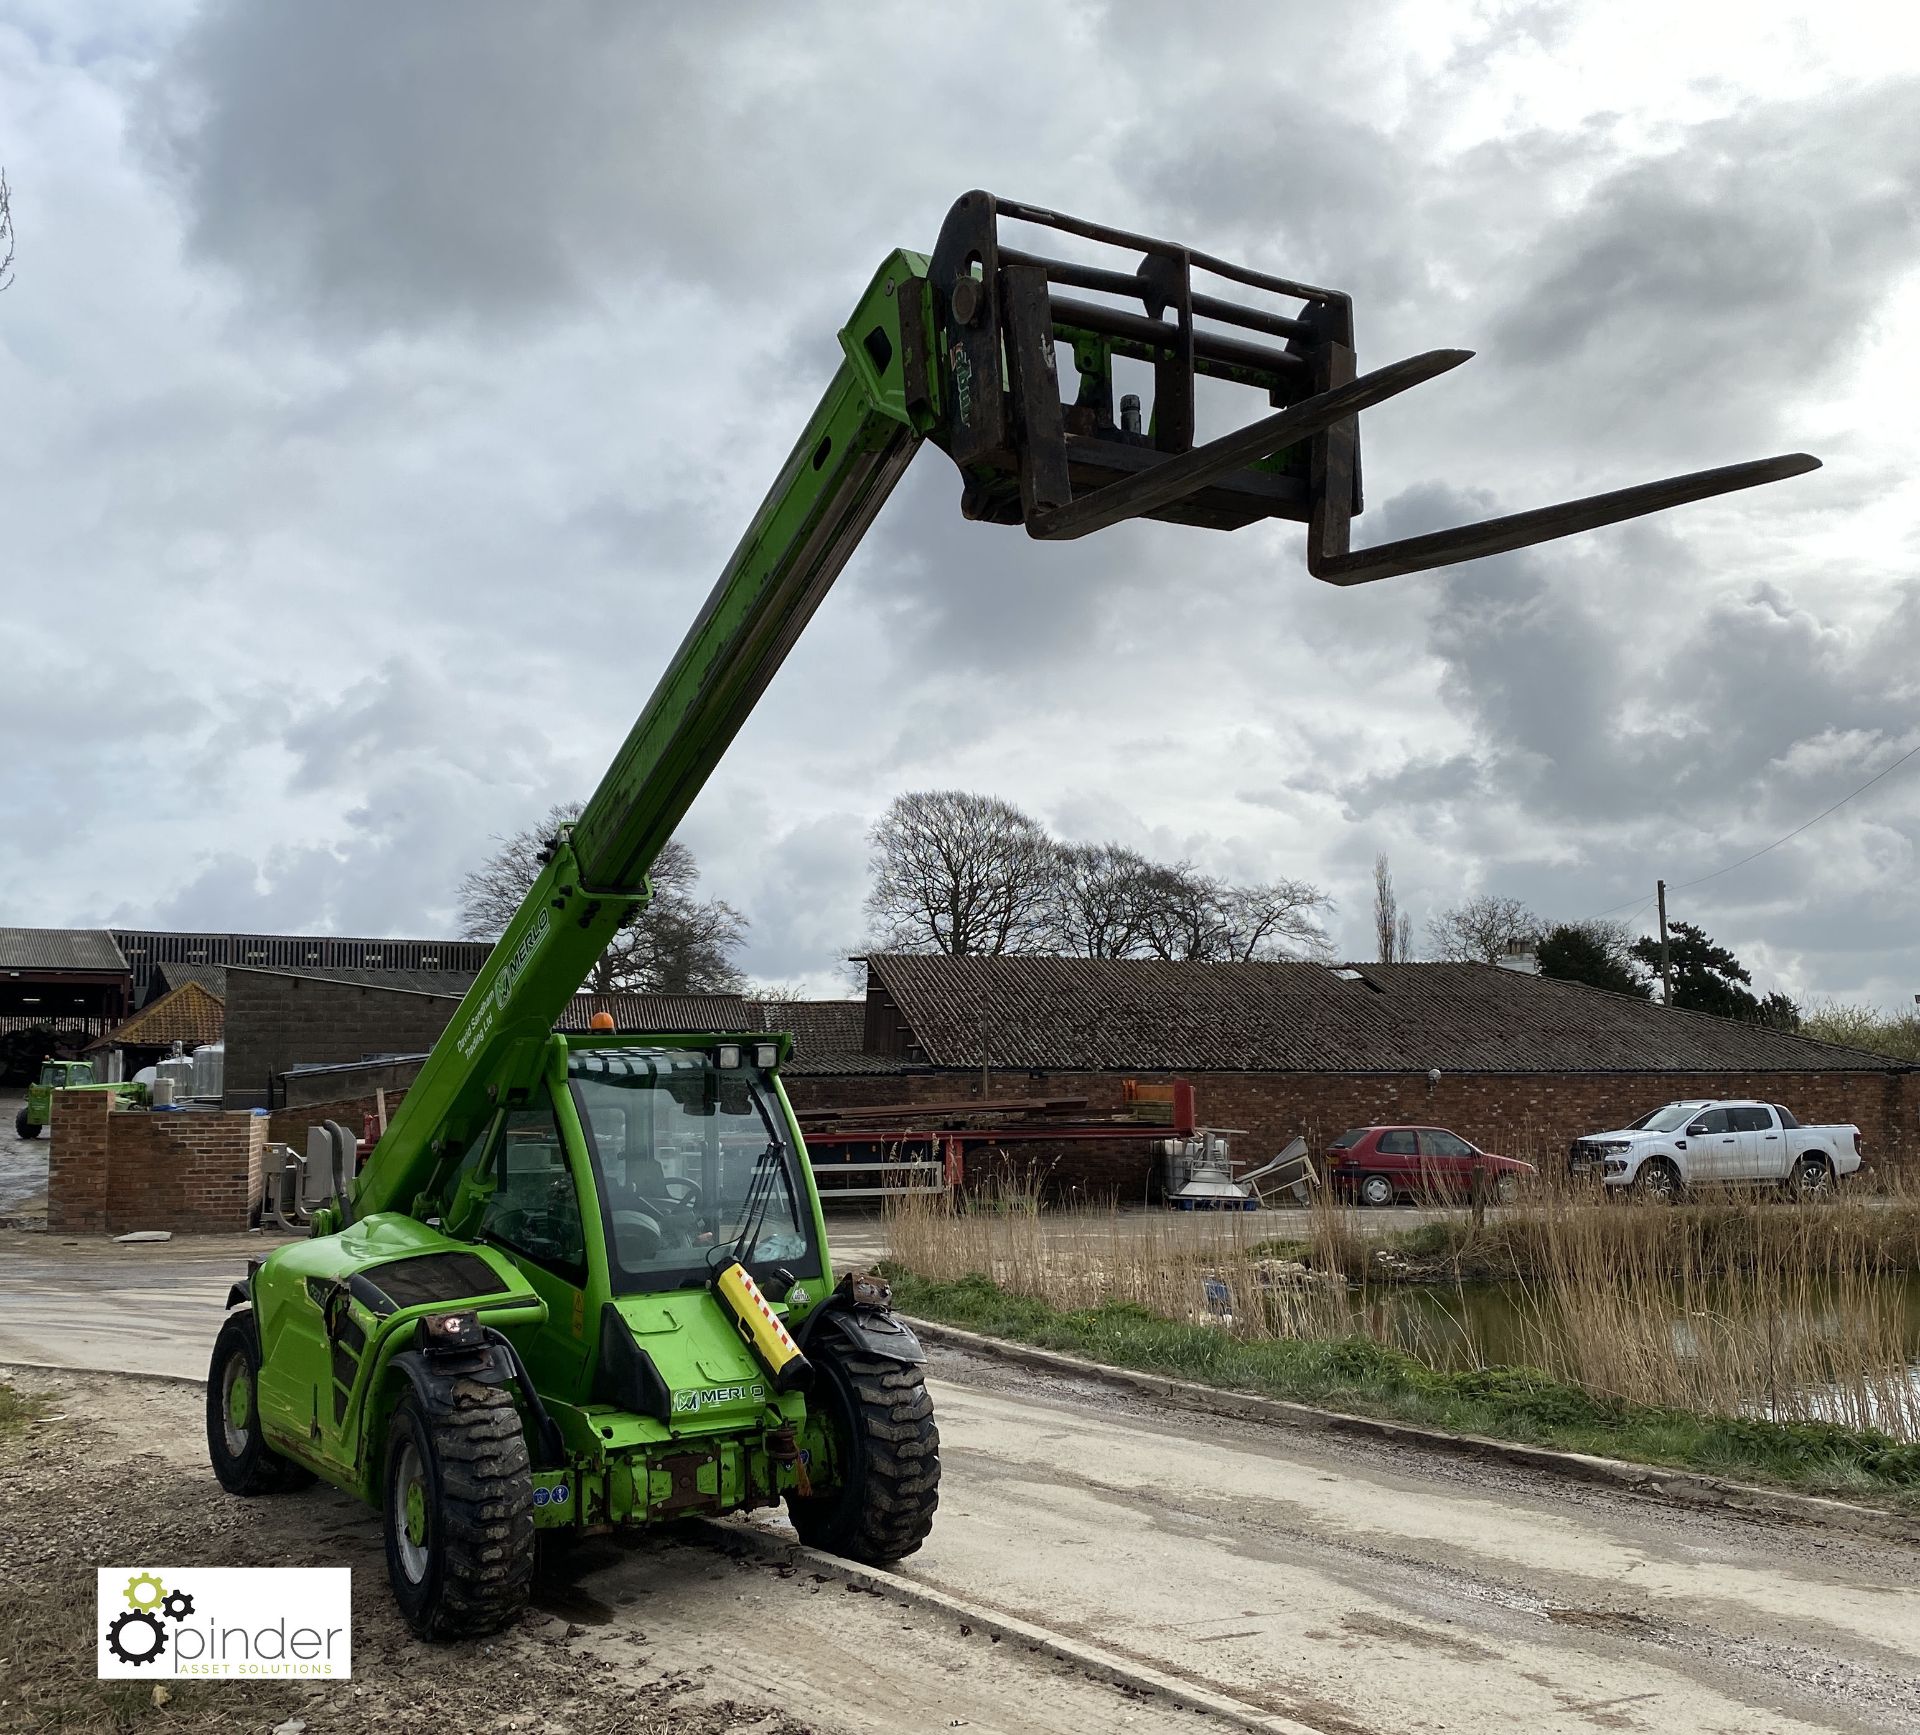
[97,1568,351,1679]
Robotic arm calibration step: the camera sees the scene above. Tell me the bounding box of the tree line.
[863,790,1334,963]
[455,799,1809,1033]
[456,789,1337,992]
[1402,882,1803,1029]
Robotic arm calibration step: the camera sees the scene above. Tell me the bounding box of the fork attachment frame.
[924,191,1817,582]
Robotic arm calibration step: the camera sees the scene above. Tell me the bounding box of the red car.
[1325,1125,1535,1207]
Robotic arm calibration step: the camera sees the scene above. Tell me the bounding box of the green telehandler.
[207,193,1818,1638]
[17,1058,145,1139]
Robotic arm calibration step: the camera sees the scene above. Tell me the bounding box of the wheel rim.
[1362,1178,1391,1206]
[394,1441,430,1582]
[1799,1162,1828,1196]
[1646,1167,1674,1199]
[221,1355,253,1456]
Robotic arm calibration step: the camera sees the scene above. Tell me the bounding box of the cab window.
[481,1094,585,1284]
[1727,1106,1772,1133]
[1690,1108,1731,1135]
[1377,1129,1418,1156]
[1419,1129,1475,1158]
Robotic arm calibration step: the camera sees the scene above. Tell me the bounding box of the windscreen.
[569,1048,820,1293]
[1640,1102,1707,1133]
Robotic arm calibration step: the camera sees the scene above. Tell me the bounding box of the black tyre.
[1357,1173,1396,1208]
[1491,1172,1519,1206]
[1633,1159,1683,1204]
[382,1382,534,1640]
[789,1336,939,1565]
[206,1310,316,1495]
[15,1106,40,1140]
[1790,1154,1834,1200]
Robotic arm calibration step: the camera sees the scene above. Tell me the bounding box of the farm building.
[769,957,1920,1194]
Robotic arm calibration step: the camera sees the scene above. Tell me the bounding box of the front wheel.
[1633,1159,1683,1204]
[789,1333,939,1565]
[14,1106,40,1140]
[206,1310,315,1495]
[383,1382,534,1640]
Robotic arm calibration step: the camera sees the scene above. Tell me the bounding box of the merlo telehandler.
[207,192,1818,1637]
[17,1058,145,1139]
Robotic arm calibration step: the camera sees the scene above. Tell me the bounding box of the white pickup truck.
[1568,1100,1863,1199]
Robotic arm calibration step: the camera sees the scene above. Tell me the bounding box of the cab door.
[474,1089,592,1396]
[1686,1107,1738,1181]
[1727,1104,1778,1181]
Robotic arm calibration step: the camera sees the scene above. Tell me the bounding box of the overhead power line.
[1587,732,1920,921]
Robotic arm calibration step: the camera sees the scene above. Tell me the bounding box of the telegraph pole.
[1656,879,1672,1005]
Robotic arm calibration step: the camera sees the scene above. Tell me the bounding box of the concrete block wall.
[48,1090,267,1234]
[784,1067,1920,1200]
[223,971,459,1110]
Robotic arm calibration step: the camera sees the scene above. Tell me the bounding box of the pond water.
[1289,1272,1920,1430]
[1320,1270,1920,1366]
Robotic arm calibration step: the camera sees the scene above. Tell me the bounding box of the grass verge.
[889,1266,1920,1509]
[0,1380,48,1441]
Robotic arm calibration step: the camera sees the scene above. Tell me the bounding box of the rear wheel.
[1790,1154,1833,1200]
[15,1107,40,1140]
[789,1332,939,1565]
[1357,1173,1396,1208]
[206,1310,315,1495]
[382,1382,534,1640]
[1633,1159,1683,1204]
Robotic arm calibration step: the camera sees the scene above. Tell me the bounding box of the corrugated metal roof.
[755,999,907,1075]
[101,980,225,1048]
[149,962,227,1002]
[0,928,128,974]
[863,956,1911,1075]
[559,993,756,1033]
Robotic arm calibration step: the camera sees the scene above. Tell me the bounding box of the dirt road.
[4,1232,1918,1732]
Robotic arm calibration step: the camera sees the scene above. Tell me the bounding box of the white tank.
[191,1042,225,1101]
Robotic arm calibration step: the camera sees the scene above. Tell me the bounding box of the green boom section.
[350,253,933,1223]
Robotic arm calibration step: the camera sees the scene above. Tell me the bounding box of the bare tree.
[865,790,1057,955]
[1373,853,1414,962]
[457,802,748,994]
[1425,893,1540,964]
[1041,842,1161,958]
[0,169,14,293]
[1136,864,1333,963]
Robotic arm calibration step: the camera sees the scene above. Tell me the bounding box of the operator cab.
[39,1060,95,1087]
[569,1045,821,1296]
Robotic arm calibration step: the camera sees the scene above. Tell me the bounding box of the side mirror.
[1686,1123,1709,1137]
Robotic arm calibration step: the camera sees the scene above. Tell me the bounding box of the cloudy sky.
[3,1,1917,1003]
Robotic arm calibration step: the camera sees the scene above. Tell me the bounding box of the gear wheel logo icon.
[123,1573,166,1612]
[106,1609,168,1667]
[161,1589,195,1622]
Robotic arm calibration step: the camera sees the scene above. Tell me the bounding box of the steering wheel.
[656,1175,702,1212]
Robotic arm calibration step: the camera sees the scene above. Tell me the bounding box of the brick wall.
[46,1089,111,1231]
[266,1089,410,1158]
[48,1093,267,1234]
[223,972,459,1110]
[785,1066,1920,1200]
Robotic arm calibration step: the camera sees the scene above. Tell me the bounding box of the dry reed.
[884,1177,1920,1442]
